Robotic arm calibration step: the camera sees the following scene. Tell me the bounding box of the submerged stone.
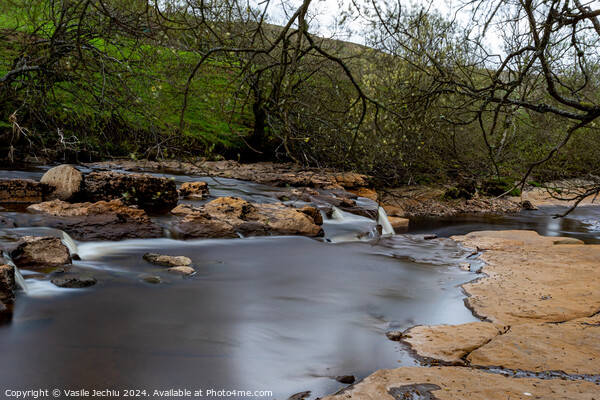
[51,276,97,288]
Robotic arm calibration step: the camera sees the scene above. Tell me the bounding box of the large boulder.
[40,164,85,201]
[84,171,178,210]
[0,178,44,203]
[27,199,163,241]
[171,197,323,239]
[178,181,210,199]
[0,262,15,306]
[10,236,72,269]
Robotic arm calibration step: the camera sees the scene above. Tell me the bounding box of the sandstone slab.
[323,366,600,400]
[467,319,600,374]
[402,323,509,365]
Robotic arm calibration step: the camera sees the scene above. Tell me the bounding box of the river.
[1,166,599,399]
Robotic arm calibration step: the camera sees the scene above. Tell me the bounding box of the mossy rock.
[480,178,521,197]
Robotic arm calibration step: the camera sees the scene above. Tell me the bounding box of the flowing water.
[1,166,600,399]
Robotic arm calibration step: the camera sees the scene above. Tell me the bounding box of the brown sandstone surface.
[323,367,599,400]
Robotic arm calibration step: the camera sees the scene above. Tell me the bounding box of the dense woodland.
[0,0,599,198]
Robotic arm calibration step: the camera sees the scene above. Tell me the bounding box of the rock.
[388,216,409,229]
[172,197,323,239]
[467,319,600,374]
[423,234,438,240]
[142,275,162,284]
[335,375,356,384]
[521,200,538,210]
[385,331,405,341]
[167,266,196,276]
[143,253,192,267]
[287,391,311,400]
[453,231,600,324]
[552,237,584,245]
[0,178,44,203]
[402,322,509,365]
[10,236,72,269]
[458,263,470,271]
[84,171,178,210]
[27,199,163,241]
[322,366,600,400]
[300,206,323,225]
[40,164,85,201]
[170,204,201,215]
[0,263,15,306]
[178,181,210,199]
[51,276,97,288]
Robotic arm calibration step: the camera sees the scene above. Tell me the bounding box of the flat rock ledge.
[326,230,600,398]
[86,160,371,191]
[323,367,599,400]
[27,199,163,241]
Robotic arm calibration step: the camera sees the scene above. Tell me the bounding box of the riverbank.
[324,230,600,399]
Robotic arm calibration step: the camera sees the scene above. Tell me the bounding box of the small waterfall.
[13,266,28,293]
[330,207,344,220]
[59,231,78,255]
[377,207,395,236]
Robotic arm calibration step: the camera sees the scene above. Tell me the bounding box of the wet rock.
[51,276,97,288]
[458,263,470,271]
[174,210,238,239]
[0,178,44,203]
[10,236,72,269]
[388,216,409,229]
[0,263,15,306]
[172,197,323,239]
[335,375,356,384]
[143,253,192,267]
[84,171,178,210]
[521,200,538,210]
[142,275,162,284]
[287,391,311,400]
[385,331,405,341]
[300,206,323,226]
[423,234,438,240]
[40,164,85,201]
[167,266,196,276]
[170,204,200,215]
[27,199,163,241]
[178,181,210,199]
